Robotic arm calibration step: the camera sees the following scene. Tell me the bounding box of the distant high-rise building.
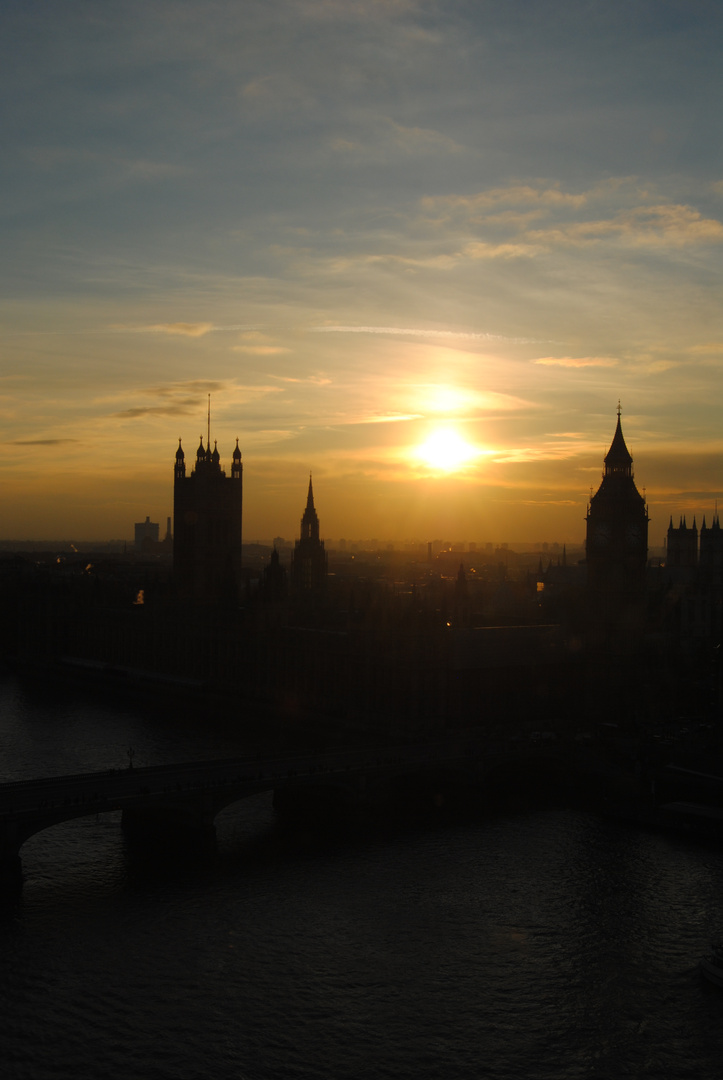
[134,516,159,552]
[290,475,327,599]
[586,406,648,596]
[172,432,243,601]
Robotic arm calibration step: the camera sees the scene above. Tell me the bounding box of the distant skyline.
[3,2,723,543]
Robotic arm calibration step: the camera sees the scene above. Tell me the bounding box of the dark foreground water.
[2,674,723,1080]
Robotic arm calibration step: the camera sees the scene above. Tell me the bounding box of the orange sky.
[3,3,723,544]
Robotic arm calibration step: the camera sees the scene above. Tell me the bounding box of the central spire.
[300,473,320,542]
[604,406,633,477]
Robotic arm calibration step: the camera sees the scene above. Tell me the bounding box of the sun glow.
[415,428,484,472]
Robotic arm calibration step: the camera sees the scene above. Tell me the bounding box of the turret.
[174,438,185,481]
[231,438,242,480]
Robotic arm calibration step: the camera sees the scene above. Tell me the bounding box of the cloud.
[269,374,332,385]
[462,240,542,259]
[690,343,723,355]
[113,404,200,419]
[232,330,291,356]
[109,324,259,337]
[360,413,423,424]
[534,357,619,368]
[310,326,545,344]
[417,182,723,263]
[232,345,290,355]
[528,204,723,248]
[104,378,286,420]
[10,438,79,446]
[148,381,227,396]
[146,322,215,337]
[421,184,591,213]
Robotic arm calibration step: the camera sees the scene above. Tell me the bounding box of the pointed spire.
[604,405,633,476]
[299,473,320,543]
[174,436,186,479]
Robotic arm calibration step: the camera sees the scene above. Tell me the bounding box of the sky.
[2,0,723,545]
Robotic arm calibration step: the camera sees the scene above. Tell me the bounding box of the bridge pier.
[0,852,23,892]
[121,806,217,853]
[0,820,24,892]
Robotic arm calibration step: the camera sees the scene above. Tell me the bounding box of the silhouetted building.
[662,511,723,648]
[666,516,698,581]
[700,514,723,582]
[173,434,243,602]
[262,547,288,602]
[586,406,648,599]
[134,516,159,552]
[290,475,327,601]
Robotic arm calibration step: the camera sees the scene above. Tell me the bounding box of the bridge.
[0,736,634,889]
[0,738,495,887]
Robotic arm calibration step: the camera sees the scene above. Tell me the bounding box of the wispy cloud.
[145,323,215,337]
[269,374,332,385]
[310,326,545,344]
[534,356,619,368]
[110,324,259,336]
[360,413,423,424]
[422,184,592,214]
[528,204,723,249]
[113,403,200,419]
[232,345,290,355]
[131,382,227,400]
[690,343,723,355]
[331,116,464,159]
[418,182,723,261]
[103,379,284,420]
[10,438,79,446]
[462,241,542,260]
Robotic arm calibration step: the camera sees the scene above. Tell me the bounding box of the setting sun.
[415,428,483,472]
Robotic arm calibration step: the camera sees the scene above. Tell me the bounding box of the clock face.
[592,523,611,545]
[626,523,642,545]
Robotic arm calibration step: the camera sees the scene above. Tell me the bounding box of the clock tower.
[586,406,648,598]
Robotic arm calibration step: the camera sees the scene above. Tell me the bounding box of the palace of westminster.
[5,408,723,733]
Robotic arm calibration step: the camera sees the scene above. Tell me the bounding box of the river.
[2,672,723,1079]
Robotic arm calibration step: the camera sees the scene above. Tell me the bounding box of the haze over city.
[3,1,723,543]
